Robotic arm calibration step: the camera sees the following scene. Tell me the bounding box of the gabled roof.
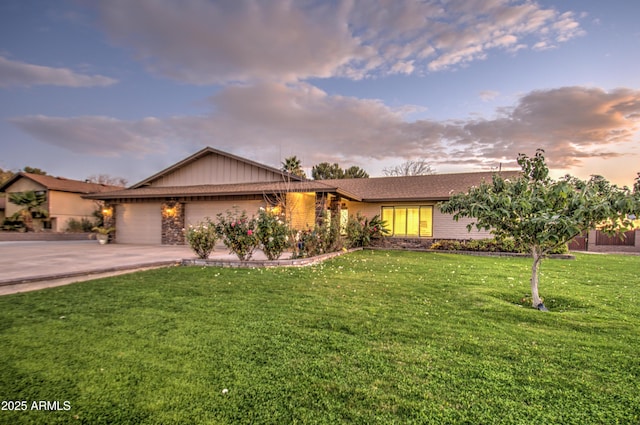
[87,170,521,202]
[0,173,122,194]
[130,146,303,188]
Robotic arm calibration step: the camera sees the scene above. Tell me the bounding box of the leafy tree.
[439,149,640,311]
[8,190,48,232]
[312,162,344,180]
[22,166,47,175]
[311,162,369,180]
[343,166,369,179]
[85,174,128,187]
[281,156,307,179]
[383,159,435,176]
[0,168,14,185]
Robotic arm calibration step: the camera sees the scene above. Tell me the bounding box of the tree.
[343,166,369,179]
[311,162,369,180]
[86,174,128,187]
[8,190,49,232]
[281,156,307,179]
[439,149,640,311]
[0,168,13,185]
[383,159,435,176]
[312,162,344,180]
[22,166,47,175]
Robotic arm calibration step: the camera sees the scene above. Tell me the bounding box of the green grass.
[0,251,638,424]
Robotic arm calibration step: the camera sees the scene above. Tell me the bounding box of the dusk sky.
[1,0,639,187]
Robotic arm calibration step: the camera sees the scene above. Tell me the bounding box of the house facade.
[87,147,520,246]
[0,173,119,232]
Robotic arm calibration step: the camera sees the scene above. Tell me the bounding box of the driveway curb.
[0,260,181,287]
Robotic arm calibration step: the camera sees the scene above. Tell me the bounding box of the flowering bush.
[255,207,291,260]
[292,216,343,258]
[216,209,258,260]
[345,213,389,248]
[184,218,218,259]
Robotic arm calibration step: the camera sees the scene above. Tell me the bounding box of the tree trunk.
[530,246,544,309]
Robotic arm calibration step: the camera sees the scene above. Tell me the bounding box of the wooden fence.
[595,230,636,246]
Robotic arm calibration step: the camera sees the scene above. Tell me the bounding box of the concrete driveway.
[0,241,225,295]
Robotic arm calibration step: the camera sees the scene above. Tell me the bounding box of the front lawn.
[0,251,638,424]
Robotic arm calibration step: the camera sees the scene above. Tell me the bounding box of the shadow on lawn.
[489,291,593,313]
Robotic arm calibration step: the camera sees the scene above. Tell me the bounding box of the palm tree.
[281,156,307,179]
[9,190,48,232]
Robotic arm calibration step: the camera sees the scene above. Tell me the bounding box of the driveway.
[0,241,232,295]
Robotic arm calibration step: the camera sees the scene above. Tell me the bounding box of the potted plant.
[92,226,115,245]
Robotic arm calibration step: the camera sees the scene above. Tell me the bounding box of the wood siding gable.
[131,147,300,189]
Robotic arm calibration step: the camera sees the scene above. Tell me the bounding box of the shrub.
[430,240,463,251]
[185,218,218,259]
[66,218,96,233]
[429,238,568,254]
[292,216,343,258]
[1,218,25,231]
[216,209,258,261]
[255,208,291,260]
[345,213,390,248]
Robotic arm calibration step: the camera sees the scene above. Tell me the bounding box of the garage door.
[115,203,162,244]
[185,201,263,227]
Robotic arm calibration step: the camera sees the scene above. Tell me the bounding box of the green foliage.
[311,162,345,179]
[255,208,291,260]
[343,165,369,179]
[345,213,389,248]
[292,215,343,258]
[281,156,306,179]
[66,218,96,233]
[216,209,259,261]
[311,162,369,180]
[0,168,13,185]
[440,150,639,252]
[22,166,47,175]
[430,238,569,254]
[8,190,48,232]
[439,149,640,308]
[0,251,638,423]
[185,218,219,259]
[1,218,25,231]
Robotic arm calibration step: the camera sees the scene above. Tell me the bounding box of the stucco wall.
[50,191,100,231]
[3,179,46,218]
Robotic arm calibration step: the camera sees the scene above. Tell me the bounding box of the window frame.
[381,205,433,238]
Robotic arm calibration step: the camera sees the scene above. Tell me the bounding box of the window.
[381,206,433,237]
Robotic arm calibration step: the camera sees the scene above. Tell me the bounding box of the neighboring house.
[0,173,120,232]
[0,196,5,223]
[86,146,521,246]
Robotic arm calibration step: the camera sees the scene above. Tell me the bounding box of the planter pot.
[96,234,109,245]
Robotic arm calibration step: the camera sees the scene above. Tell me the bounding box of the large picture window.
[381,206,433,237]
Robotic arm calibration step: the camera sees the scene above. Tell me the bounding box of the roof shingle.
[0,173,122,194]
[87,171,521,202]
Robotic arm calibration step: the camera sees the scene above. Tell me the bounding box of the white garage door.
[115,203,162,244]
[185,201,263,227]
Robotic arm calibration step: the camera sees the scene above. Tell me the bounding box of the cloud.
[11,85,639,173]
[0,56,117,88]
[89,0,584,84]
[479,90,500,101]
[9,115,166,156]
